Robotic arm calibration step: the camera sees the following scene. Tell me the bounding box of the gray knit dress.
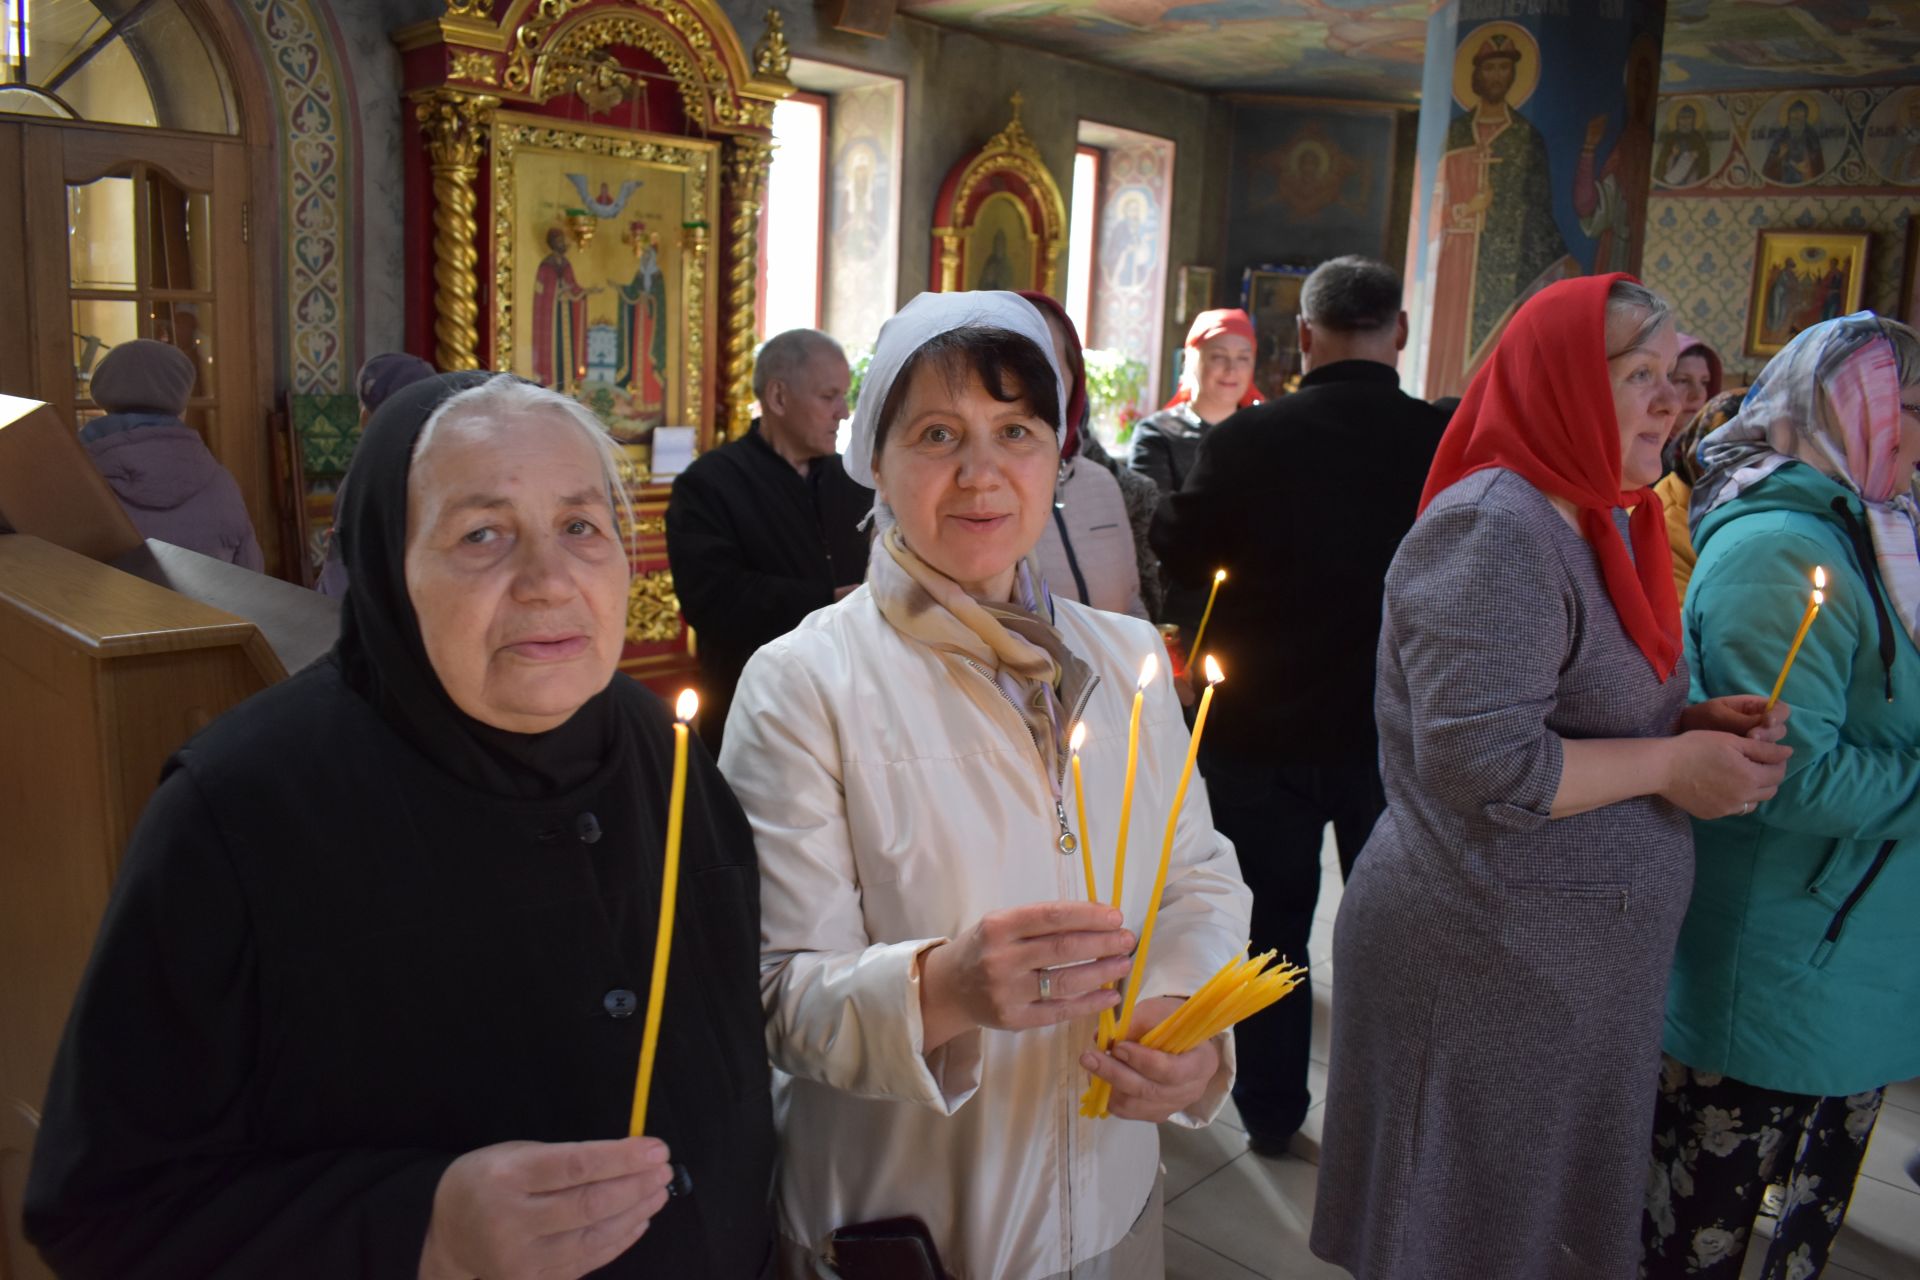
[1311,468,1692,1280]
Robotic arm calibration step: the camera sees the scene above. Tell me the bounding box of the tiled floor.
[1158,830,1920,1280]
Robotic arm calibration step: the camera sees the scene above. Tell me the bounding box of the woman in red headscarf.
[1125,308,1264,500]
[1309,276,1792,1280]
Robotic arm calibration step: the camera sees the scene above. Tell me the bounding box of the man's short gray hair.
[753,328,846,400]
[1300,256,1403,333]
[1604,279,1674,359]
[413,374,633,534]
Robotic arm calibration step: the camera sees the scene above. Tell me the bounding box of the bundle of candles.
[1080,948,1306,1118]
[1067,627,1307,1120]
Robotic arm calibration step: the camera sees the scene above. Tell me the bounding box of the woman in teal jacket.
[1644,314,1920,1280]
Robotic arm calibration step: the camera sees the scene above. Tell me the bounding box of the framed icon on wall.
[1746,229,1870,359]
[1241,263,1313,395]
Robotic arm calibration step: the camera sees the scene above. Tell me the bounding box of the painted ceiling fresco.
[898,1,1920,100]
[897,1,1431,101]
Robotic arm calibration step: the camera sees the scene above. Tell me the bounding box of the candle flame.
[675,689,700,722]
[1137,653,1158,689]
[1203,654,1225,685]
[1213,568,1227,583]
[1813,590,1824,606]
[1813,565,1827,590]
[1070,721,1087,753]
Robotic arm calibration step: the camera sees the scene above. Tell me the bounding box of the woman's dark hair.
[873,326,1060,455]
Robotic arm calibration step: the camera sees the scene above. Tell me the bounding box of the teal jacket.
[1667,462,1920,1097]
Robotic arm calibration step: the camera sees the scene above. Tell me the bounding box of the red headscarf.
[1016,290,1089,457]
[1419,273,1681,679]
[1164,308,1265,411]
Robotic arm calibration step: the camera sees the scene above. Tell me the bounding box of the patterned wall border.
[230,0,356,395]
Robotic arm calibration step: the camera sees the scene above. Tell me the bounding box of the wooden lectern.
[0,398,338,1280]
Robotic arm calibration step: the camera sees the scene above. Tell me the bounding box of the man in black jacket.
[666,330,870,748]
[1150,256,1447,1157]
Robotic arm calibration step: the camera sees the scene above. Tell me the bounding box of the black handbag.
[823,1216,947,1280]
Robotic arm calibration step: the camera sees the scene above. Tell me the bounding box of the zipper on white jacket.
[958,657,1099,855]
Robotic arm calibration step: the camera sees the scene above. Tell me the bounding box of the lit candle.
[1070,722,1096,903]
[630,688,698,1137]
[1765,566,1826,711]
[1187,569,1227,667]
[1109,656,1223,1065]
[1096,655,1157,1053]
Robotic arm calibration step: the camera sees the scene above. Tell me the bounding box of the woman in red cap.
[1310,276,1791,1280]
[1125,308,1263,501]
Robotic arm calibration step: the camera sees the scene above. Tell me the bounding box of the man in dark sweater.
[1150,256,1447,1156]
[666,330,870,748]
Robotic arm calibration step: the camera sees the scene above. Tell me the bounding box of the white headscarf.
[843,290,1068,489]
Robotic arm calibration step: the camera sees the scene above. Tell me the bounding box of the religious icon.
[1241,264,1310,397]
[1423,22,1577,398]
[1572,34,1659,278]
[1864,86,1920,187]
[496,115,716,445]
[963,192,1036,292]
[1745,230,1870,358]
[1099,189,1158,293]
[532,227,597,393]
[1756,96,1829,186]
[614,224,669,421]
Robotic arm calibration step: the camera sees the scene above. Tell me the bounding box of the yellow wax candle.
[1096,655,1157,1053]
[1108,657,1223,1077]
[1187,569,1227,666]
[630,688,698,1137]
[1766,566,1827,711]
[1071,723,1096,903]
[1141,950,1248,1051]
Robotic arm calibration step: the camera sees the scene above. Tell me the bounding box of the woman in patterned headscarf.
[1644,313,1920,1280]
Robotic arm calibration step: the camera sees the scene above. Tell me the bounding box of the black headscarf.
[331,372,618,799]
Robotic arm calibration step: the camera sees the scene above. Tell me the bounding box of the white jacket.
[720,587,1251,1280]
[1034,457,1149,621]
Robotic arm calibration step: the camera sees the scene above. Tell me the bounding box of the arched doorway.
[0,0,279,571]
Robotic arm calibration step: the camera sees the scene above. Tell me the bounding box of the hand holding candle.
[1765,566,1826,712]
[630,688,697,1137]
[1085,656,1224,1114]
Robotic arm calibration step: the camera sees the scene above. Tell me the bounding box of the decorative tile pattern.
[234,0,354,395]
[1642,194,1911,379]
[292,393,363,477]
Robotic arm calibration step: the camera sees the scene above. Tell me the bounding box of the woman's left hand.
[1680,695,1791,743]
[1079,995,1221,1123]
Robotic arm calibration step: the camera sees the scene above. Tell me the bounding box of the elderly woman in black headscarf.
[25,373,775,1279]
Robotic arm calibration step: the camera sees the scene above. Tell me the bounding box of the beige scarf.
[870,525,1092,781]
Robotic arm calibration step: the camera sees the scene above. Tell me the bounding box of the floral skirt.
[1642,1053,1885,1279]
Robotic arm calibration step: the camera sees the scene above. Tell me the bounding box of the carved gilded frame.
[489,111,718,445]
[931,95,1068,296]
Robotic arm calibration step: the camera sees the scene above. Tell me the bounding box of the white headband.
[842,290,1068,489]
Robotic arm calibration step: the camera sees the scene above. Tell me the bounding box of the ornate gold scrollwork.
[444,0,492,16]
[626,568,683,645]
[723,134,774,440]
[753,8,792,79]
[415,88,500,371]
[449,50,500,86]
[940,93,1069,297]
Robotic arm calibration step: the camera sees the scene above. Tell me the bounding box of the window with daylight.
[1065,145,1100,345]
[1071,121,1175,432]
[757,93,827,341]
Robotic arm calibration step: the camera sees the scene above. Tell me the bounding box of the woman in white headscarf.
[719,292,1251,1280]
